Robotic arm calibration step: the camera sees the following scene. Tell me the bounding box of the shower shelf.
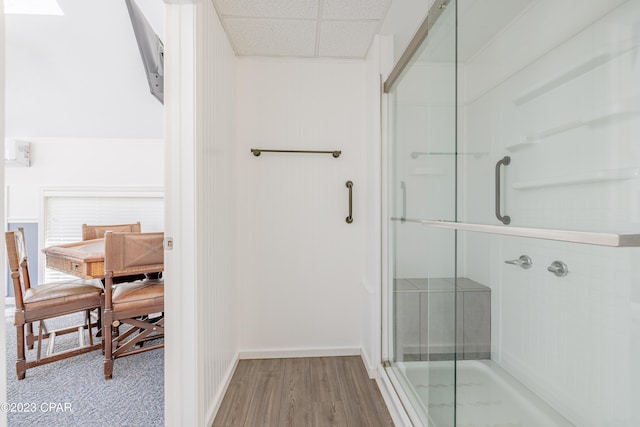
[506,120,582,152]
[391,217,640,247]
[512,47,630,106]
[511,168,640,190]
[506,103,639,152]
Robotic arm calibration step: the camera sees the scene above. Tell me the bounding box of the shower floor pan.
[398,360,574,427]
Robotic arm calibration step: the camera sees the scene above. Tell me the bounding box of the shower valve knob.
[547,261,568,277]
[505,255,532,269]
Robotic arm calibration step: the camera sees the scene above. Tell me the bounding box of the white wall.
[5,0,163,139]
[236,58,369,358]
[4,0,165,225]
[5,138,163,222]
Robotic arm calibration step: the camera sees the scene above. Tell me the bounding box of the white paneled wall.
[236,58,369,358]
[195,1,238,424]
[164,2,238,425]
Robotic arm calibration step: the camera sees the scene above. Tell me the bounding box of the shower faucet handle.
[547,261,568,277]
[505,255,532,269]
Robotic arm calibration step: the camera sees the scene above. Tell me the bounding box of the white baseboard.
[239,347,361,359]
[360,348,378,379]
[204,352,240,427]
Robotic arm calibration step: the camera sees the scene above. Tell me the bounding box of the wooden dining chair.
[82,221,141,241]
[84,222,147,285]
[102,231,164,379]
[5,228,103,380]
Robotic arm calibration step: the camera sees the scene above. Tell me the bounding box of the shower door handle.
[400,181,406,223]
[346,181,354,224]
[495,156,511,225]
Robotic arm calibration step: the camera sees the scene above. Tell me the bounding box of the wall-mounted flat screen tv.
[125,0,163,104]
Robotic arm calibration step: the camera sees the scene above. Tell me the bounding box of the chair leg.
[104,359,114,380]
[103,309,114,380]
[16,324,26,380]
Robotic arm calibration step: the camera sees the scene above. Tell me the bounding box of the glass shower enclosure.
[384,1,640,426]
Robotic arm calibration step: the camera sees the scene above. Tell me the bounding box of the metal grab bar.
[495,156,511,225]
[251,149,341,158]
[400,181,406,223]
[346,181,354,224]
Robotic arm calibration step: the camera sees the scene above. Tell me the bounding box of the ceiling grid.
[212,0,392,59]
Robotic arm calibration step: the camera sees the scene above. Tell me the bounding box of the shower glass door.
[455,1,640,426]
[386,1,458,426]
[386,0,640,426]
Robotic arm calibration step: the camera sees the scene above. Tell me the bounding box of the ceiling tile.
[225,18,317,57]
[322,0,391,20]
[318,20,379,58]
[214,0,319,19]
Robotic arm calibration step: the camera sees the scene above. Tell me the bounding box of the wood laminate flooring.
[212,356,395,427]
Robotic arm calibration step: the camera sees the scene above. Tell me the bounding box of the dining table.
[42,236,164,281]
[42,238,107,279]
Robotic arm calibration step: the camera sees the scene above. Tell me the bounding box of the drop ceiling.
[212,0,392,59]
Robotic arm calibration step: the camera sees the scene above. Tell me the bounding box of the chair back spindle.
[5,230,26,310]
